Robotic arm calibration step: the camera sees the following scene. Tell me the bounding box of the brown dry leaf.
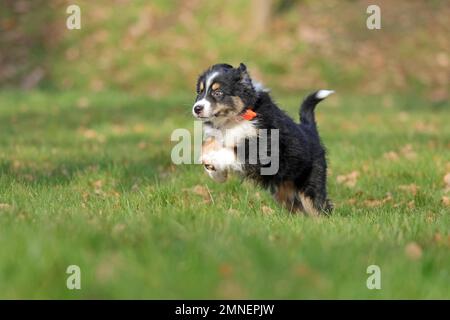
[405,242,422,260]
[191,185,212,203]
[81,129,97,139]
[444,173,450,193]
[384,145,417,161]
[138,141,147,150]
[218,263,233,277]
[433,233,443,244]
[383,192,393,203]
[398,184,419,196]
[227,208,240,216]
[442,196,450,207]
[383,151,399,161]
[92,180,104,195]
[294,264,314,277]
[93,180,103,188]
[76,97,90,109]
[133,123,146,133]
[216,280,247,299]
[364,199,383,207]
[0,203,11,210]
[336,171,359,188]
[79,128,106,143]
[400,144,417,160]
[364,193,392,208]
[414,121,436,134]
[407,200,415,209]
[12,160,22,170]
[111,125,126,135]
[261,205,274,215]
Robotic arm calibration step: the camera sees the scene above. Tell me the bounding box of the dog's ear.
[238,63,247,72]
[237,63,252,88]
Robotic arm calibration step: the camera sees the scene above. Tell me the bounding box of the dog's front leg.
[203,164,228,183]
[200,137,231,183]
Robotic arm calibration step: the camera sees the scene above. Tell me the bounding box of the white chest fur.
[222,120,258,148]
[204,120,258,147]
[201,120,258,174]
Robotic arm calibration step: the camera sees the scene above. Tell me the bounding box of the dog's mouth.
[193,114,210,120]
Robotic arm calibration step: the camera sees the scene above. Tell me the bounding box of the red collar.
[241,108,257,121]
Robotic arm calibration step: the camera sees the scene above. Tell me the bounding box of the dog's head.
[192,63,258,126]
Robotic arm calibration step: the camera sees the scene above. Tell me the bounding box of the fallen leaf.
[227,208,240,216]
[414,121,436,134]
[76,97,90,109]
[433,233,443,244]
[398,184,419,196]
[133,124,146,133]
[216,280,247,299]
[364,199,382,207]
[442,196,450,207]
[79,128,106,143]
[138,141,147,149]
[383,151,399,161]
[294,264,314,277]
[191,185,212,203]
[261,205,274,215]
[336,171,359,187]
[444,173,450,193]
[363,193,392,207]
[0,203,11,210]
[405,242,422,260]
[400,144,417,160]
[219,263,233,277]
[92,180,104,195]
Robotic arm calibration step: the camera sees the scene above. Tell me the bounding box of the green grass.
[0,89,448,299]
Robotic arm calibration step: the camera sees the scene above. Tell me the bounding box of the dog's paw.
[204,164,228,183]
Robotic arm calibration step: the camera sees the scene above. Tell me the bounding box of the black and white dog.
[193,63,333,215]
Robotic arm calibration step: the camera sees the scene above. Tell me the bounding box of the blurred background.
[1,0,449,101]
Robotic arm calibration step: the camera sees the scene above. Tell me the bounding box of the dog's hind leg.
[272,181,303,213]
[297,160,333,215]
[297,193,321,216]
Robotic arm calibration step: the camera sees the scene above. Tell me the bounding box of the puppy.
[193,63,333,215]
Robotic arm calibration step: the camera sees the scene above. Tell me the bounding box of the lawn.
[0,89,448,299]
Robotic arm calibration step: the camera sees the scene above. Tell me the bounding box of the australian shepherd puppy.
[192,63,333,215]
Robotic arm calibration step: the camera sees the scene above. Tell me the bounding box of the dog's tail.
[299,90,334,127]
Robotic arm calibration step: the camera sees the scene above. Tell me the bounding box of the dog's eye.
[212,90,223,98]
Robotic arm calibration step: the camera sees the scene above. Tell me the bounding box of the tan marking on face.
[209,97,248,128]
[211,82,220,90]
[231,96,245,113]
[213,103,234,117]
[199,82,204,93]
[298,193,320,217]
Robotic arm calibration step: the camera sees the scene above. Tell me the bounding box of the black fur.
[195,63,333,215]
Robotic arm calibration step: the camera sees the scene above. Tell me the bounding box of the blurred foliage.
[0,0,449,99]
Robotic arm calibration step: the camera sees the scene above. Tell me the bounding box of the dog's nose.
[194,105,204,115]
